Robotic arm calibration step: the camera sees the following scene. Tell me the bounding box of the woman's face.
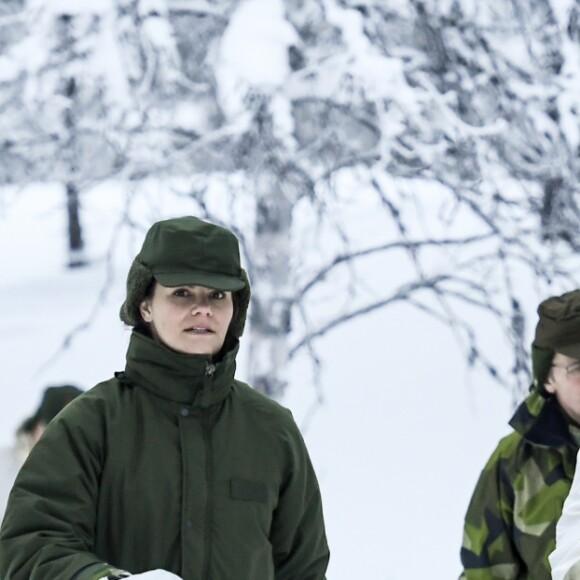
[139,284,234,356]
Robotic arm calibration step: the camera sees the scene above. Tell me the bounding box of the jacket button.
[185,519,193,529]
[180,407,190,417]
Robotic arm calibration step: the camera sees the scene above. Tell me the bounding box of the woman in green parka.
[0,216,330,580]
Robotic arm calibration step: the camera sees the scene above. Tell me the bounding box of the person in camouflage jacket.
[460,290,580,579]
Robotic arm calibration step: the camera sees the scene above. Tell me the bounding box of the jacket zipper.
[202,362,216,580]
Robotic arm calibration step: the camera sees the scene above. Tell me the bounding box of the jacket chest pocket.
[226,477,274,543]
[230,478,268,503]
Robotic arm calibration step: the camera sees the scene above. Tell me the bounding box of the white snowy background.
[1,0,578,578]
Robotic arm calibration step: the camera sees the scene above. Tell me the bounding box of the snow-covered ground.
[0,184,516,578]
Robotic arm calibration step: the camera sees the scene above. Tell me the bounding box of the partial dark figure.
[460,290,580,579]
[0,216,329,580]
[0,384,83,518]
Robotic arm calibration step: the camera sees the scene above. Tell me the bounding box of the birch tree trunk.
[247,103,294,398]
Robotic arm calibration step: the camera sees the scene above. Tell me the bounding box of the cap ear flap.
[531,343,555,396]
[229,269,251,338]
[120,258,155,327]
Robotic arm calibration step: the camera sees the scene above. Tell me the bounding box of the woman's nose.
[191,296,211,314]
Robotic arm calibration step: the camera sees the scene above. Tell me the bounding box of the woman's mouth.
[185,327,213,334]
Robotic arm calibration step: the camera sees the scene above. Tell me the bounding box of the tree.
[1,0,580,407]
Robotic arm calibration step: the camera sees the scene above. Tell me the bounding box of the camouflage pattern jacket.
[460,392,578,579]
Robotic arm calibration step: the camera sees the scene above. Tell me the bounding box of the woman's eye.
[173,289,189,298]
[211,291,225,300]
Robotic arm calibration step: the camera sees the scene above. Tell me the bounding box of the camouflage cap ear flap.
[229,269,251,339]
[119,258,155,327]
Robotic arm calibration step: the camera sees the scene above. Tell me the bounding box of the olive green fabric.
[460,391,578,579]
[118,257,155,327]
[139,216,245,291]
[531,343,556,396]
[0,330,329,579]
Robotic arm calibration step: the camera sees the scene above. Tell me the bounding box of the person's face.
[30,421,46,446]
[139,284,234,356]
[545,353,580,423]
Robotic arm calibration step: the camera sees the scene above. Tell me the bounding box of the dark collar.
[121,330,238,407]
[510,394,576,449]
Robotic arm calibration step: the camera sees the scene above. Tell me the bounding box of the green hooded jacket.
[0,330,329,580]
[460,391,578,579]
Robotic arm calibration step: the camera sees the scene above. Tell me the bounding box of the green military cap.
[34,384,83,424]
[535,290,580,356]
[19,385,83,434]
[532,289,580,392]
[138,216,245,291]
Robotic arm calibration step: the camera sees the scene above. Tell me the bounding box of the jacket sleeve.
[269,419,330,580]
[460,441,523,579]
[550,448,580,579]
[0,395,113,579]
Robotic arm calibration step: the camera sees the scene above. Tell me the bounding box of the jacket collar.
[122,330,237,407]
[509,391,576,449]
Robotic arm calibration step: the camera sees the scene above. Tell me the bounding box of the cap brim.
[554,342,580,361]
[154,271,245,291]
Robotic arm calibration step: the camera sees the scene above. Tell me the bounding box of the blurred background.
[2,0,580,577]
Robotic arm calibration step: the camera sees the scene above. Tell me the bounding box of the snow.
[284,305,513,578]
[216,0,296,117]
[551,0,576,31]
[0,56,19,82]
[7,3,131,110]
[27,0,115,15]
[0,183,516,578]
[322,0,369,55]
[220,0,296,86]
